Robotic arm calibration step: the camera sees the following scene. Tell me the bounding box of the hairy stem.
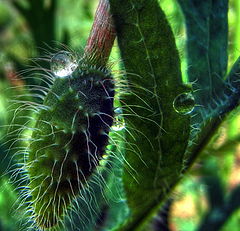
[85,0,116,66]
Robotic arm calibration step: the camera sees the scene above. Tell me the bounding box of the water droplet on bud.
[173,92,195,115]
[51,51,78,77]
[112,108,125,131]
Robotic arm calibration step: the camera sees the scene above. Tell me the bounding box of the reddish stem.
[85,0,116,66]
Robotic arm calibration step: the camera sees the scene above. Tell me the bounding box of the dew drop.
[112,108,125,131]
[173,92,195,115]
[50,51,78,77]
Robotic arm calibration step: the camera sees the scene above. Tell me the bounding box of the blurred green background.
[0,0,240,230]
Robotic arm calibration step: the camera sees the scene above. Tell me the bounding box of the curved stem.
[85,0,116,66]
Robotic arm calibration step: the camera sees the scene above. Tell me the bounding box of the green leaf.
[177,0,228,117]
[109,0,190,230]
[176,0,231,172]
[183,56,240,171]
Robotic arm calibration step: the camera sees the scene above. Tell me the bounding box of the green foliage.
[197,172,240,231]
[0,0,240,231]
[177,0,228,106]
[26,59,114,228]
[109,0,190,230]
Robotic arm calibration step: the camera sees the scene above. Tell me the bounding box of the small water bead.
[173,92,195,115]
[112,107,125,131]
[50,51,78,77]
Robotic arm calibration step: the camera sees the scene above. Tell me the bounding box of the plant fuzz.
[26,59,114,229]
[21,0,117,229]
